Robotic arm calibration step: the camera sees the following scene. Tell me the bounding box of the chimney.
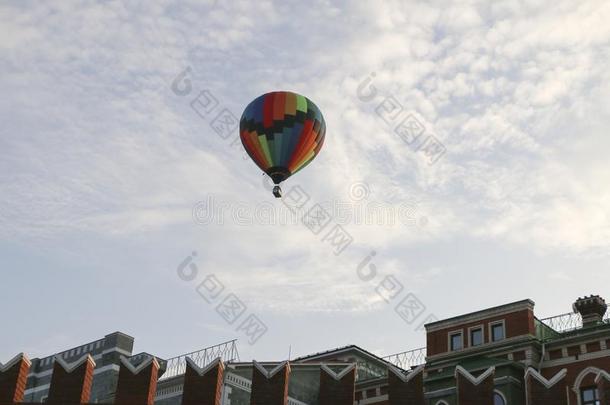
[573,295,607,328]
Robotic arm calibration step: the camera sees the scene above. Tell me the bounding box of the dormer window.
[449,331,463,351]
[490,321,506,342]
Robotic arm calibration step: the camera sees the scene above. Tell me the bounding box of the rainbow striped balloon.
[239,91,326,185]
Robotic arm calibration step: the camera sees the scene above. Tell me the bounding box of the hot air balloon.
[239,91,326,198]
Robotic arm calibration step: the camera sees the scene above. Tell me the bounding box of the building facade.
[1,295,609,405]
[22,332,135,403]
[421,295,610,405]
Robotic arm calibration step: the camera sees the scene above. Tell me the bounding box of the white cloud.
[1,0,610,336]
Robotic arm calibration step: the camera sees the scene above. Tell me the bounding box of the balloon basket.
[272,186,282,198]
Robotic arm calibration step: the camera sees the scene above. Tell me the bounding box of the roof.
[425,299,535,332]
[425,355,523,383]
[292,344,405,370]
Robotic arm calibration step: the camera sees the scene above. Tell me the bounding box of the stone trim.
[320,364,356,381]
[253,360,290,379]
[185,356,223,376]
[525,367,567,389]
[119,355,159,375]
[54,354,96,373]
[0,353,31,371]
[596,370,610,384]
[455,366,495,386]
[426,300,534,332]
[388,364,424,383]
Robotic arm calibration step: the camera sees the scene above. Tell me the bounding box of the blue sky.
[1,0,610,363]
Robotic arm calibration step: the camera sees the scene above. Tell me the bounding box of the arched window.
[494,391,507,405]
[573,367,603,405]
[435,401,449,405]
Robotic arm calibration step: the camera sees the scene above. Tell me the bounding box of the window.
[450,331,463,351]
[490,321,505,342]
[581,387,600,405]
[470,327,484,346]
[494,391,506,405]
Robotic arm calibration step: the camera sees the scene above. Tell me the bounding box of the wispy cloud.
[2,0,610,359]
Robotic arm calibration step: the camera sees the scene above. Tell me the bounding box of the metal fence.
[159,339,240,381]
[538,311,610,334]
[382,347,427,370]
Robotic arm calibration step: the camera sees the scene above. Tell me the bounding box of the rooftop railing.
[382,347,427,370]
[159,339,240,381]
[538,312,610,334]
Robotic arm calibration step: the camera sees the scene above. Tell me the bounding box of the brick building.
[421,295,610,405]
[1,295,609,405]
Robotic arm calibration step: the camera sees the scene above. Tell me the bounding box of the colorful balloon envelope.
[240,91,326,197]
